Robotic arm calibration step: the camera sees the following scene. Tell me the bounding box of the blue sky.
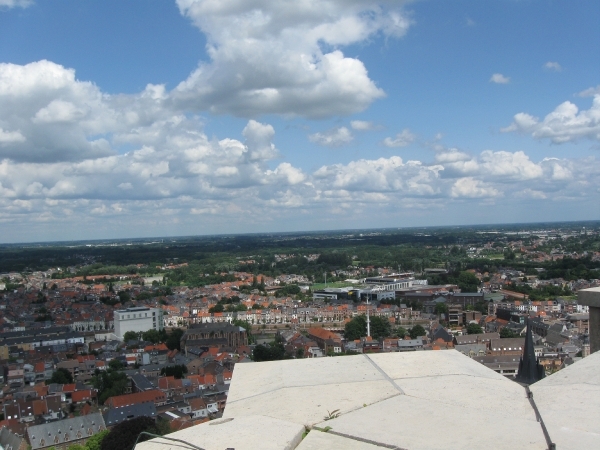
[0,0,598,243]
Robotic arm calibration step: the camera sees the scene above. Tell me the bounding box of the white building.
[114,306,163,340]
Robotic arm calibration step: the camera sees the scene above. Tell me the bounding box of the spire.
[516,319,545,385]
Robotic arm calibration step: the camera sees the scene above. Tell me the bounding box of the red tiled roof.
[105,389,166,408]
[71,390,94,403]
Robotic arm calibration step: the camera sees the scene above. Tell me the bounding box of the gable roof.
[103,403,157,427]
[105,390,165,408]
[27,413,105,450]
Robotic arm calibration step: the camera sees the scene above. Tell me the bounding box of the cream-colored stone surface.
[530,349,600,386]
[296,429,382,449]
[398,374,536,420]
[368,349,503,380]
[227,355,387,400]
[135,415,304,450]
[314,394,548,450]
[138,351,600,449]
[530,352,600,450]
[224,379,400,426]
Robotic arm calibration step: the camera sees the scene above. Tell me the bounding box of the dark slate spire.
[516,318,545,385]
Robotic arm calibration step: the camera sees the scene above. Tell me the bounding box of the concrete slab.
[531,349,600,387]
[531,383,600,450]
[227,355,386,400]
[398,374,535,421]
[135,415,304,450]
[530,352,600,449]
[224,379,400,426]
[296,429,382,449]
[368,350,504,381]
[140,351,600,449]
[314,394,548,450]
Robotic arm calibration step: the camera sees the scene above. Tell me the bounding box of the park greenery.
[91,361,129,404]
[47,368,73,385]
[466,323,484,334]
[2,223,599,305]
[100,416,171,450]
[46,416,169,450]
[123,328,184,350]
[344,315,392,340]
[160,364,188,379]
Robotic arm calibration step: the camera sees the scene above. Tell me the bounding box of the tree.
[457,271,479,293]
[467,323,483,334]
[84,429,109,450]
[343,315,391,340]
[394,326,407,338]
[67,445,86,450]
[276,284,301,297]
[409,324,426,339]
[101,416,167,450]
[500,327,517,338]
[142,329,160,344]
[165,328,184,351]
[209,303,224,313]
[47,368,73,385]
[92,368,129,405]
[123,331,139,342]
[160,365,188,379]
[252,342,286,362]
[370,316,392,340]
[108,359,124,371]
[118,291,130,303]
[344,315,367,341]
[434,302,448,317]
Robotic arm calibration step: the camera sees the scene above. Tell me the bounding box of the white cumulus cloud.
[350,120,378,131]
[451,177,500,198]
[543,61,562,72]
[0,0,32,8]
[490,73,510,84]
[502,95,600,143]
[314,156,443,195]
[0,128,26,144]
[172,0,413,118]
[309,127,353,147]
[578,85,600,97]
[382,129,415,147]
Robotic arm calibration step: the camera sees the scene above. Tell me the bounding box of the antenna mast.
[366,293,371,338]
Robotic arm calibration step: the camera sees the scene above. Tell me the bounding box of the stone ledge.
[578,287,600,307]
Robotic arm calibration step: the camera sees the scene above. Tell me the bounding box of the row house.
[105,389,167,408]
[307,328,343,354]
[3,396,62,423]
[70,320,108,332]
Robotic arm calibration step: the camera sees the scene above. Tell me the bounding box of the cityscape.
[1,0,599,448]
[0,222,598,448]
